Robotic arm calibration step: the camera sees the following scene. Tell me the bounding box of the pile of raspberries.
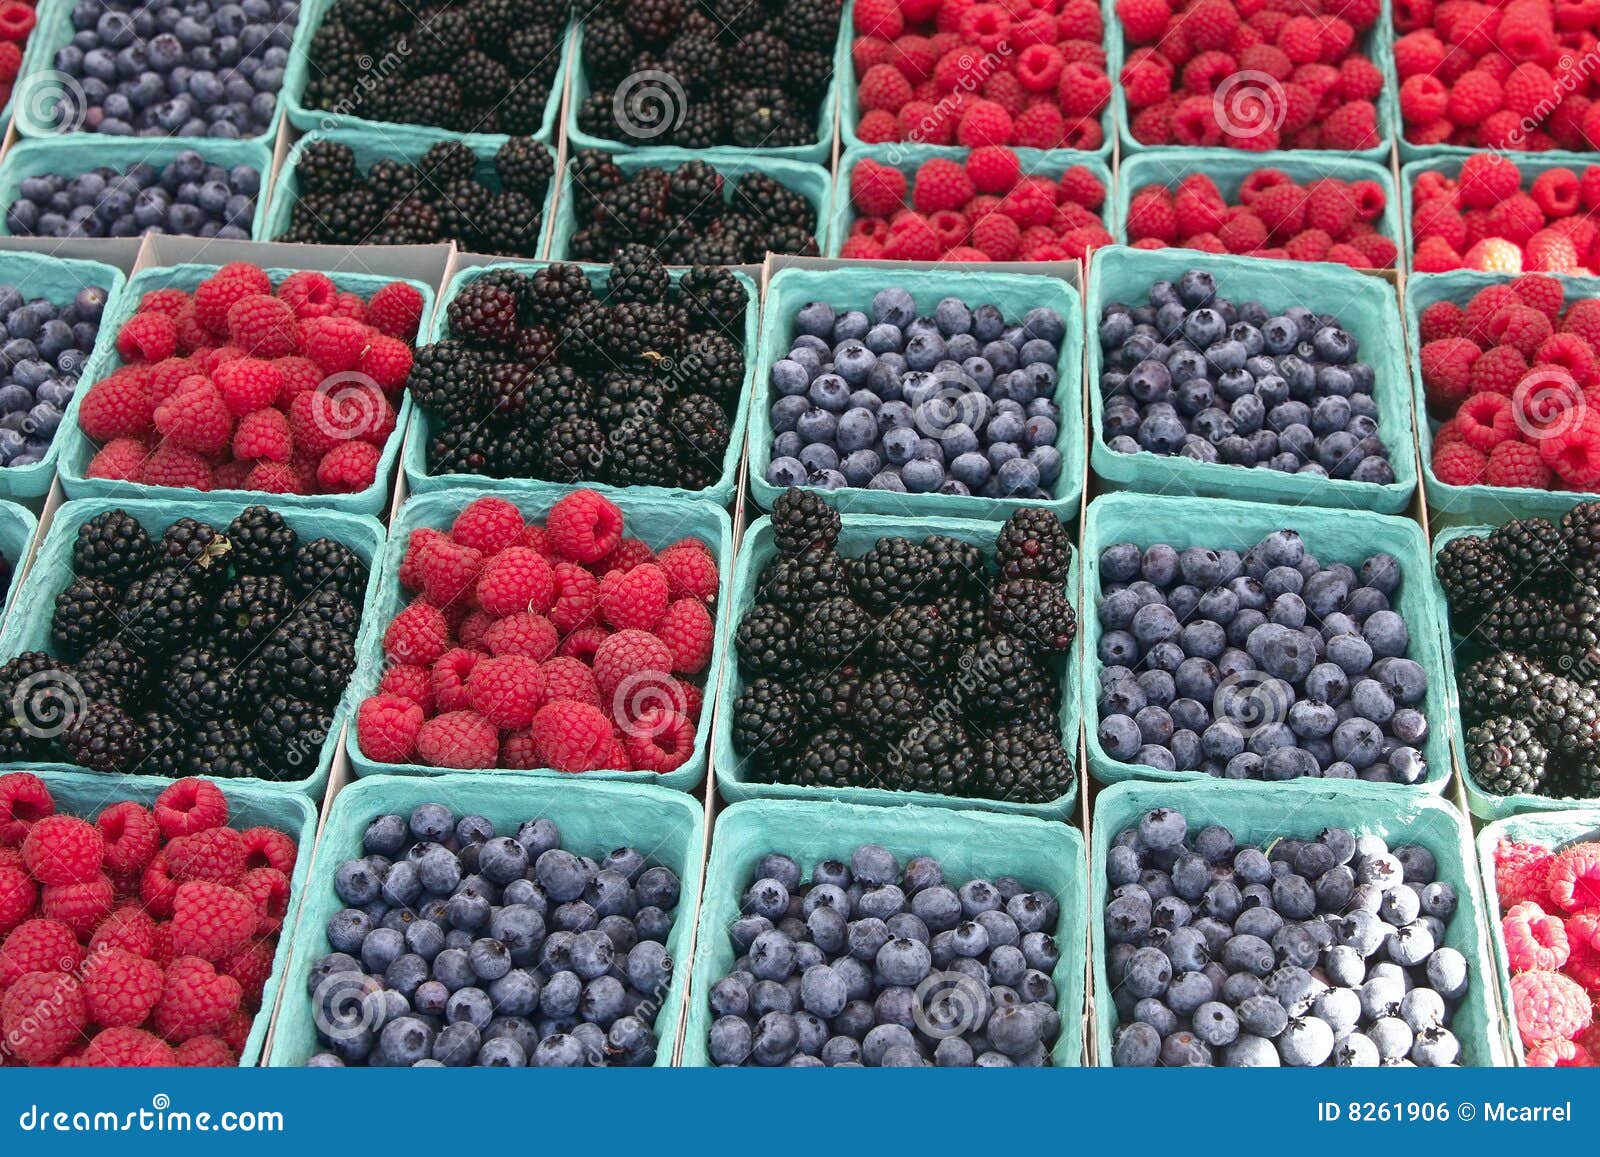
[1396,0,1600,151]
[0,774,297,1067]
[1422,275,1600,492]
[75,263,424,498]
[1127,169,1396,267]
[844,150,1109,261]
[357,490,718,775]
[1412,154,1600,276]
[851,0,1110,150]
[1493,837,1600,1065]
[1117,0,1384,150]
[0,1,35,111]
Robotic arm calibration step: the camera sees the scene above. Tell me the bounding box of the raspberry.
[541,658,601,707]
[153,956,243,1042]
[165,827,246,885]
[1321,101,1379,149]
[450,497,523,556]
[545,490,624,563]
[850,158,909,219]
[622,708,696,774]
[466,655,547,728]
[1117,0,1170,42]
[410,535,481,608]
[560,625,611,664]
[174,1034,235,1067]
[1,971,87,1063]
[594,538,655,577]
[1455,154,1520,211]
[1548,844,1600,912]
[78,369,155,441]
[22,815,104,886]
[80,1026,176,1067]
[1501,0,1559,61]
[549,561,600,634]
[1490,305,1555,359]
[476,546,555,617]
[654,597,714,674]
[531,700,614,773]
[1015,43,1064,92]
[316,440,382,493]
[971,211,1022,259]
[0,773,53,846]
[1513,969,1592,1045]
[384,600,451,666]
[0,918,82,990]
[415,711,499,768]
[911,158,976,213]
[1505,901,1573,971]
[1055,62,1110,118]
[140,853,178,917]
[1542,416,1600,488]
[357,694,424,764]
[211,357,280,417]
[964,145,1021,195]
[1421,337,1481,405]
[155,380,232,457]
[230,408,290,464]
[82,946,163,1028]
[244,461,305,494]
[116,311,179,363]
[224,294,299,359]
[41,876,112,937]
[238,866,290,934]
[1486,439,1552,488]
[953,99,1012,146]
[1464,238,1525,274]
[859,62,913,112]
[154,778,229,839]
[1563,298,1600,346]
[1412,235,1463,273]
[194,265,270,334]
[1128,189,1178,244]
[431,649,480,713]
[1527,1039,1595,1066]
[0,866,33,934]
[597,563,670,632]
[274,270,336,321]
[1432,439,1487,485]
[139,287,191,317]
[1456,390,1518,450]
[1509,274,1566,321]
[1537,333,1596,382]
[1487,193,1545,247]
[1499,839,1556,907]
[591,628,675,701]
[365,281,423,340]
[1399,72,1449,124]
[169,881,257,962]
[300,316,369,375]
[90,907,156,958]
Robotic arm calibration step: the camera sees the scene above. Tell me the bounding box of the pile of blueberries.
[0,283,106,468]
[764,289,1067,499]
[1097,269,1395,485]
[6,151,260,239]
[706,843,1065,1067]
[1107,808,1471,1067]
[44,0,297,137]
[1094,530,1430,783]
[306,804,680,1068]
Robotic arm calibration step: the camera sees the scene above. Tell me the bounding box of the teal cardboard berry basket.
[1475,808,1600,1065]
[54,261,434,518]
[405,260,757,509]
[0,498,37,623]
[712,512,1083,819]
[0,248,125,500]
[829,144,1113,255]
[25,764,317,1067]
[681,798,1088,1066]
[263,128,558,254]
[267,773,705,1067]
[747,265,1084,521]
[0,496,386,800]
[1112,149,1404,270]
[1091,779,1506,1065]
[1080,492,1456,791]
[562,19,842,165]
[1404,269,1600,528]
[345,488,732,793]
[0,137,275,240]
[547,148,832,262]
[1086,246,1418,513]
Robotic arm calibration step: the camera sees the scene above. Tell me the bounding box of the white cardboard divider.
[0,234,142,270]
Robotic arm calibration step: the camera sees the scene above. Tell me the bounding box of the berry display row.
[1409,155,1600,276]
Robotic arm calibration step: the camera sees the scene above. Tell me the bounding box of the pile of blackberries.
[0,283,107,468]
[410,253,746,490]
[565,151,818,265]
[6,151,260,239]
[576,0,839,149]
[279,138,553,254]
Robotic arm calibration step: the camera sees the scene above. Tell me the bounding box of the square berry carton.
[0,248,126,500]
[1080,492,1456,791]
[749,262,1085,521]
[345,488,733,793]
[0,496,386,800]
[1090,779,1506,1066]
[266,772,705,1066]
[1087,245,1418,514]
[52,260,435,518]
[0,496,38,628]
[680,798,1089,1066]
[15,765,318,1067]
[1475,808,1600,1065]
[712,510,1083,819]
[405,260,758,509]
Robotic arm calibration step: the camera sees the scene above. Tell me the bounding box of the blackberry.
[558,299,614,366]
[731,676,803,760]
[569,151,627,213]
[609,244,670,305]
[62,703,145,773]
[367,198,442,246]
[580,15,635,85]
[923,534,988,595]
[297,138,359,195]
[727,31,791,88]
[257,615,357,707]
[995,508,1073,583]
[253,693,335,767]
[770,486,840,555]
[1490,517,1569,585]
[763,223,821,258]
[1562,501,1600,559]
[1465,715,1548,796]
[935,592,991,649]
[774,726,868,789]
[138,710,189,779]
[801,597,876,666]
[75,638,147,709]
[497,78,553,137]
[794,667,861,733]
[366,159,425,203]
[456,49,511,106]
[335,0,405,38]
[211,574,295,654]
[1457,651,1545,722]
[525,362,596,433]
[469,0,521,43]
[478,191,543,256]
[420,139,479,187]
[435,178,495,249]
[975,722,1075,803]
[429,425,498,476]
[503,26,562,83]
[665,161,725,223]
[989,579,1078,653]
[953,633,1052,721]
[668,394,731,473]
[874,604,952,671]
[597,371,658,428]
[669,102,728,148]
[852,536,935,610]
[406,74,467,130]
[733,171,811,230]
[72,509,155,586]
[495,138,554,199]
[512,324,559,368]
[407,8,474,73]
[730,88,810,148]
[605,420,680,487]
[183,716,271,780]
[1551,578,1600,659]
[1532,674,1600,758]
[159,517,231,583]
[51,576,122,654]
[678,266,748,333]
[756,546,851,613]
[119,568,209,653]
[1479,593,1556,657]
[164,646,237,722]
[775,0,843,52]
[540,417,608,482]
[886,718,973,796]
[405,342,478,409]
[290,538,369,604]
[625,0,685,42]
[450,280,526,348]
[1435,535,1510,626]
[662,28,722,86]
[678,332,744,404]
[227,507,298,575]
[611,301,687,361]
[735,604,804,678]
[855,667,929,736]
[530,263,595,326]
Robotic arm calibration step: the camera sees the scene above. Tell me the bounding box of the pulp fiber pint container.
[1112,149,1403,268]
[55,262,435,518]
[1476,808,1600,1064]
[0,499,37,622]
[0,497,386,800]
[713,512,1083,819]
[405,261,758,509]
[267,773,705,1067]
[23,765,317,1067]
[0,248,125,500]
[0,137,276,241]
[1090,779,1507,1066]
[345,489,733,793]
[547,148,833,262]
[1405,269,1600,528]
[747,264,1085,521]
[1431,524,1599,821]
[1079,492,1456,791]
[829,145,1114,254]
[563,21,844,165]
[263,129,559,255]
[680,798,1089,1066]
[1085,245,1418,513]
